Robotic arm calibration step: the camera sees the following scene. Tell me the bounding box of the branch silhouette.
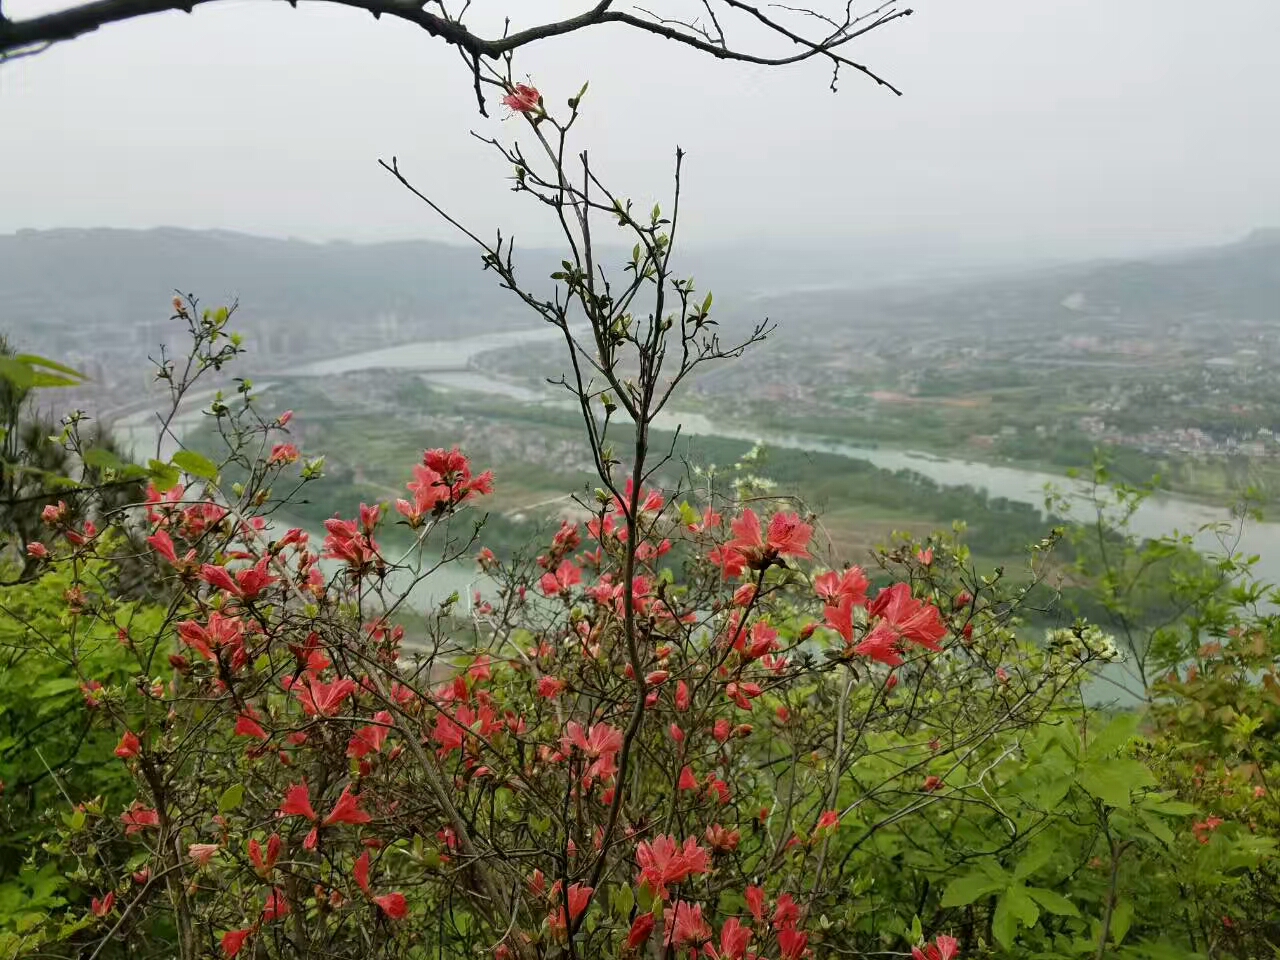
[0,0,911,100]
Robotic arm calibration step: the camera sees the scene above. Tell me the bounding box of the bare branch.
[1,0,912,98]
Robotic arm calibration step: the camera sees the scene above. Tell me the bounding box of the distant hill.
[1061,229,1280,322]
[0,225,1059,345]
[0,226,1057,382]
[6,225,1274,382]
[771,229,1280,337]
[0,227,537,348]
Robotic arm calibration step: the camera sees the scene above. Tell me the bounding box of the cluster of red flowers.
[636,834,711,898]
[71,424,985,960]
[709,508,812,576]
[820,568,948,668]
[323,503,384,576]
[1192,815,1224,844]
[36,498,97,552]
[395,447,493,527]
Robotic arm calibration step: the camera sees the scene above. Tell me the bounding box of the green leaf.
[148,460,182,492]
[33,677,82,698]
[1026,887,1079,917]
[1142,797,1197,817]
[82,447,125,472]
[1089,713,1140,757]
[0,932,25,960]
[991,896,1018,948]
[172,450,218,480]
[1031,773,1074,809]
[678,501,699,527]
[992,885,1039,948]
[909,914,923,944]
[16,354,86,381]
[13,354,87,388]
[0,357,34,389]
[1137,808,1175,846]
[612,884,634,917]
[941,870,1008,907]
[218,783,245,813]
[1110,899,1133,945]
[1012,839,1055,880]
[30,372,83,388]
[1079,758,1155,808]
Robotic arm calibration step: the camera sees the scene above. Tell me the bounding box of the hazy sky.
[2,0,1278,259]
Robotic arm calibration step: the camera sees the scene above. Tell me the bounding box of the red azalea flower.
[374,892,408,918]
[268,443,300,466]
[347,711,394,759]
[540,559,583,597]
[248,834,283,875]
[261,888,291,922]
[537,676,567,699]
[114,730,141,759]
[778,927,809,960]
[177,611,245,663]
[566,883,593,920]
[865,583,947,655]
[814,566,869,606]
[772,893,800,929]
[234,712,269,741]
[627,911,656,948]
[678,765,699,791]
[745,885,765,923]
[912,934,960,960]
[289,674,357,717]
[560,721,623,784]
[636,835,710,898]
[280,782,318,821]
[675,680,691,711]
[665,901,712,949]
[707,917,753,960]
[120,802,159,836]
[221,928,253,957]
[323,784,372,827]
[704,823,740,853]
[718,509,812,573]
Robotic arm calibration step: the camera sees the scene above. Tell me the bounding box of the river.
[288,324,1280,585]
[113,324,1280,688]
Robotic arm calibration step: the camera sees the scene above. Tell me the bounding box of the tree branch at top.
[0,0,912,100]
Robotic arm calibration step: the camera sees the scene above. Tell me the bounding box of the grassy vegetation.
[203,375,1082,582]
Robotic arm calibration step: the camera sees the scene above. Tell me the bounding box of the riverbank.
[116,323,1280,589]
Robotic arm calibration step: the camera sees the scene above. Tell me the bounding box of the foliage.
[0,554,169,952]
